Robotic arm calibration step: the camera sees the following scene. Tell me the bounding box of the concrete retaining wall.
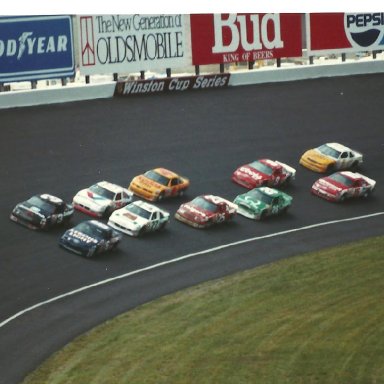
[0,82,116,109]
[229,60,384,86]
[1,60,383,109]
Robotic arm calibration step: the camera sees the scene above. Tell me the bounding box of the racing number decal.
[216,213,226,223]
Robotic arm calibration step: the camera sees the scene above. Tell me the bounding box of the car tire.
[86,246,97,258]
[259,211,266,220]
[327,164,335,174]
[104,207,113,218]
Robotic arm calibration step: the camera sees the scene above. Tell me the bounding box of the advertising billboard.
[77,14,191,75]
[0,16,74,83]
[190,14,302,65]
[307,13,384,55]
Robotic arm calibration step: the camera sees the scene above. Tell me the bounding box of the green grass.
[23,236,384,384]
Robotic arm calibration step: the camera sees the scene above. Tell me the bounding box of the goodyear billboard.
[0,16,75,83]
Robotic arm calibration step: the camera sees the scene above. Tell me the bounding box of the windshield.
[328,173,354,187]
[317,144,341,159]
[126,204,151,219]
[247,189,274,205]
[248,161,273,175]
[144,170,170,186]
[75,222,110,239]
[27,196,56,214]
[89,184,115,200]
[191,197,217,212]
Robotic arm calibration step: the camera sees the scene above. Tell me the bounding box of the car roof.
[39,194,64,205]
[325,142,351,152]
[258,187,280,196]
[133,200,160,213]
[259,159,281,169]
[153,168,179,178]
[339,171,360,180]
[88,220,111,231]
[96,181,123,193]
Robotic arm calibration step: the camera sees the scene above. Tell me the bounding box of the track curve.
[0,74,383,383]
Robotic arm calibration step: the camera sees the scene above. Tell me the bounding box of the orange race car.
[129,168,190,202]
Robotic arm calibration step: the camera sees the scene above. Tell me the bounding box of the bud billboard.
[307,13,384,55]
[0,16,74,83]
[77,14,191,75]
[190,14,302,65]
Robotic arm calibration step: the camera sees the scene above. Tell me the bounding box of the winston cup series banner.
[307,13,384,55]
[77,14,190,75]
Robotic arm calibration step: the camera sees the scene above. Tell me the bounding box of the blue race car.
[59,220,122,258]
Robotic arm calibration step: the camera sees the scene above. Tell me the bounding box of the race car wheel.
[104,207,113,218]
[363,190,371,199]
[351,161,358,170]
[259,211,266,221]
[327,164,335,173]
[86,246,97,258]
[157,192,165,201]
[178,189,185,197]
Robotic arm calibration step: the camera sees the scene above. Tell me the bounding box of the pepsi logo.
[344,13,384,49]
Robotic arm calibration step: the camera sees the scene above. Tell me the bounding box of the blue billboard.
[0,16,75,83]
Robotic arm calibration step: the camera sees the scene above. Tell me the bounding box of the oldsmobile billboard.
[77,14,191,75]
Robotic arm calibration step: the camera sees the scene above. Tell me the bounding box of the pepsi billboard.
[307,13,384,55]
[0,16,75,83]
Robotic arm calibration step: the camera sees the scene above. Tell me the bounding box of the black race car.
[10,193,74,230]
[59,220,122,258]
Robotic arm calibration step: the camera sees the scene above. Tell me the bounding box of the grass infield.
[23,236,384,384]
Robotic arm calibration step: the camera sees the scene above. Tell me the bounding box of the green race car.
[234,187,292,220]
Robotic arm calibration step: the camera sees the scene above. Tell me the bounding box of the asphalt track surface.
[0,74,383,383]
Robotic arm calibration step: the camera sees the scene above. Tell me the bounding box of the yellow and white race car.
[299,142,363,173]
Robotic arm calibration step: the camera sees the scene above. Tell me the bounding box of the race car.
[73,181,133,218]
[311,171,376,202]
[129,167,190,202]
[175,195,237,229]
[59,220,122,258]
[232,159,296,189]
[10,193,74,230]
[299,142,363,173]
[234,187,292,220]
[108,200,170,237]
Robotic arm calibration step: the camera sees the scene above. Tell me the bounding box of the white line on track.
[1,211,383,329]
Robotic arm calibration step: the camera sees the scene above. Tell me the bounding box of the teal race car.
[234,187,292,220]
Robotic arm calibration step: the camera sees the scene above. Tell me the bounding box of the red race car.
[232,159,296,189]
[175,195,237,228]
[311,171,376,202]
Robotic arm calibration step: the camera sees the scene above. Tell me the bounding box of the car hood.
[234,194,268,213]
[303,149,335,165]
[110,210,148,227]
[65,229,99,245]
[74,189,111,208]
[133,175,164,191]
[235,165,268,182]
[314,178,346,193]
[178,203,213,221]
[16,201,49,218]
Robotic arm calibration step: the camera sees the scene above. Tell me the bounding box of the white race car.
[108,200,170,237]
[73,181,133,218]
